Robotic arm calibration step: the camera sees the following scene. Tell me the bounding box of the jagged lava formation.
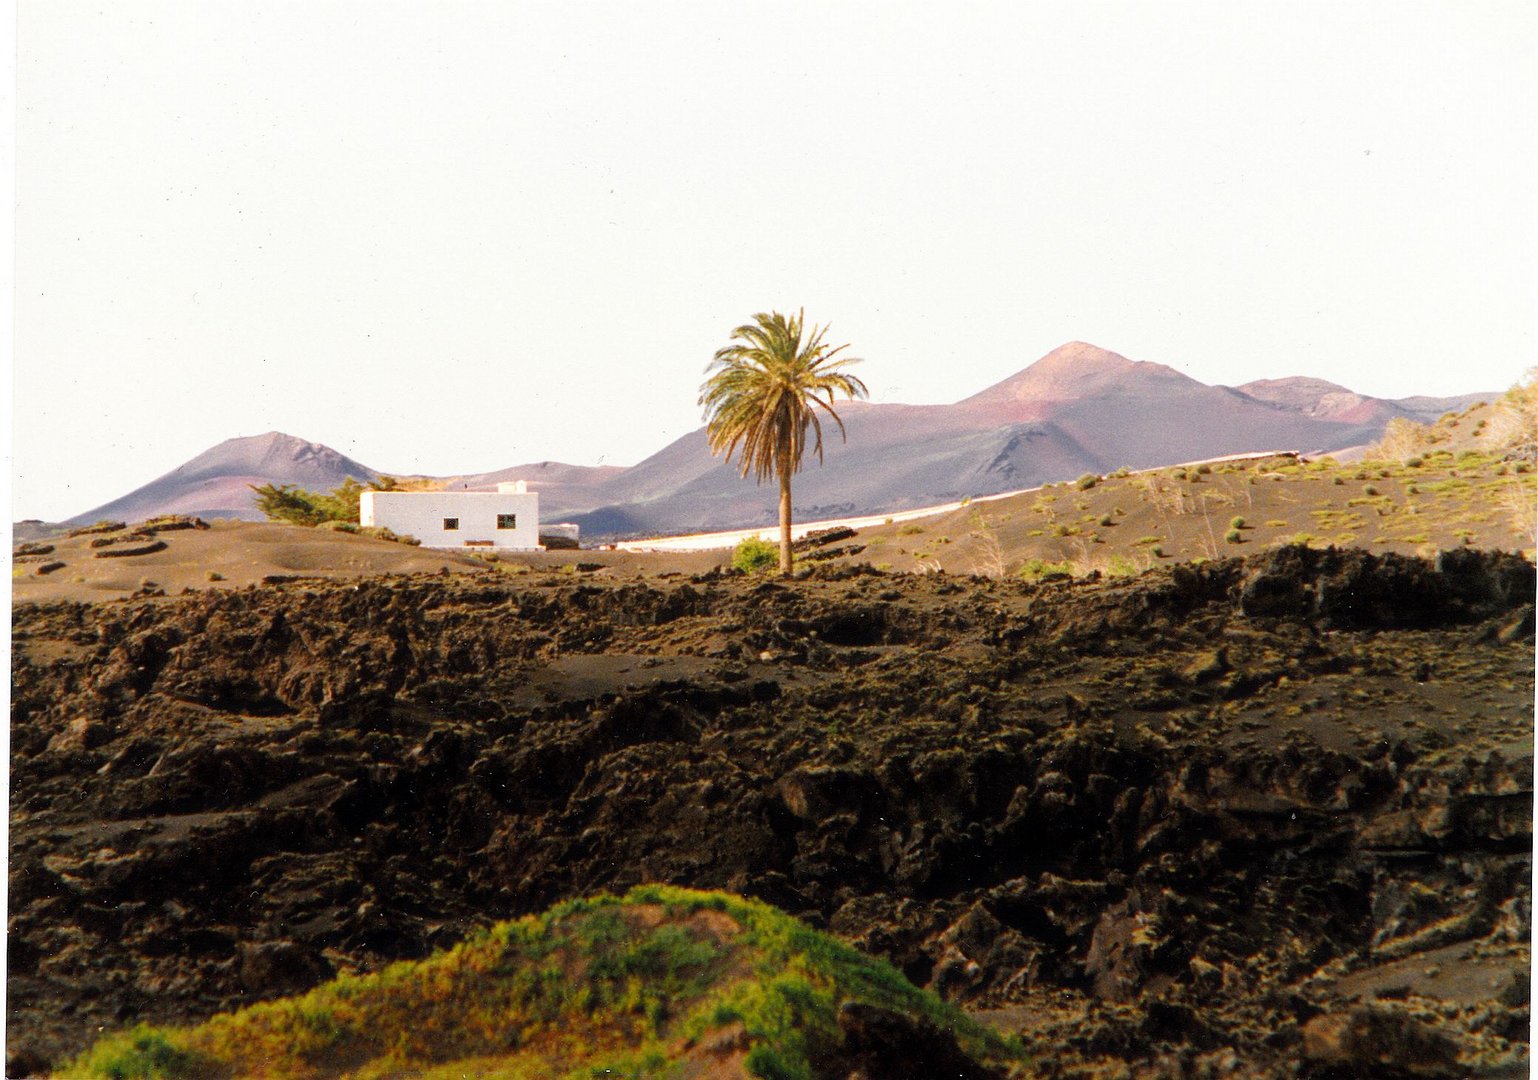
[8,547,1534,1077]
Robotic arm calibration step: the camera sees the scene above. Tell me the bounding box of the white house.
[359,481,543,550]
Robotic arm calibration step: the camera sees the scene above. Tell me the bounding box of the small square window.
[497,513,517,530]
[443,517,459,531]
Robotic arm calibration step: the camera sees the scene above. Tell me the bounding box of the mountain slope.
[64,438,623,527]
[66,432,382,525]
[440,460,629,521]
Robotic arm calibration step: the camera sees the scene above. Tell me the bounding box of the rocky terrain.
[8,546,1534,1077]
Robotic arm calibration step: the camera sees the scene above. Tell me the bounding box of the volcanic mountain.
[59,343,1498,535]
[66,432,380,526]
[566,342,1494,536]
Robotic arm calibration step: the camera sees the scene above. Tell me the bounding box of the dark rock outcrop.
[9,549,1531,1075]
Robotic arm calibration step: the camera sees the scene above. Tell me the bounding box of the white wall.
[359,491,542,550]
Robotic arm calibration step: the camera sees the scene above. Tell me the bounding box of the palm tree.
[700,310,868,575]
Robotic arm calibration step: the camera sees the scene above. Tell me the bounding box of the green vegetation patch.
[733,536,779,574]
[1017,557,1074,582]
[64,886,1018,1080]
[251,476,424,528]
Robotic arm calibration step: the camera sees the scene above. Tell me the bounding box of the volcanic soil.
[10,518,733,607]
[8,546,1535,1077]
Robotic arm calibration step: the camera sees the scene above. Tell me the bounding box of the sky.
[12,1,1537,522]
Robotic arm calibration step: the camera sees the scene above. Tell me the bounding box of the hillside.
[821,448,1536,579]
[9,548,1533,1076]
[46,343,1502,536]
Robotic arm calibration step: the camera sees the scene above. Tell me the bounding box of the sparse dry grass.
[825,447,1535,579]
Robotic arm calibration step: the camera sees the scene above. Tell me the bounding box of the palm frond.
[699,309,867,485]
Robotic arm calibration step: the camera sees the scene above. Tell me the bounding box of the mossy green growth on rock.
[63,886,1020,1080]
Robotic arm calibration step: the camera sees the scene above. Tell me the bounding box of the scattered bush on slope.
[64,886,1020,1080]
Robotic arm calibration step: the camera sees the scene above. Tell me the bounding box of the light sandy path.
[614,450,1297,552]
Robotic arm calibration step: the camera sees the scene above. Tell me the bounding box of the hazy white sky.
[13,1,1536,521]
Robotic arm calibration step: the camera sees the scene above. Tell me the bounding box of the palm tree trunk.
[778,467,793,576]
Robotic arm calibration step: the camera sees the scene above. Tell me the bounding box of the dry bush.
[1374,417,1432,461]
[1484,373,1538,460]
[1140,473,1193,516]
[1498,478,1537,548]
[968,512,1006,578]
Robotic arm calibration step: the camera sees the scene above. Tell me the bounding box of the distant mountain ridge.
[63,344,1501,535]
[1236,376,1488,426]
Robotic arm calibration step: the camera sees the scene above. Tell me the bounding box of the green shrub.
[1363,485,1379,496]
[1224,529,1242,544]
[1098,514,1114,527]
[1076,473,1098,490]
[250,476,397,527]
[206,571,224,582]
[898,524,924,536]
[732,537,779,574]
[250,482,335,526]
[1229,516,1246,529]
[1018,558,1073,582]
[1405,456,1424,468]
[68,1024,217,1080]
[1195,463,1212,475]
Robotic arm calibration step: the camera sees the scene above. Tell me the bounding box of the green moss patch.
[64,886,1019,1080]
